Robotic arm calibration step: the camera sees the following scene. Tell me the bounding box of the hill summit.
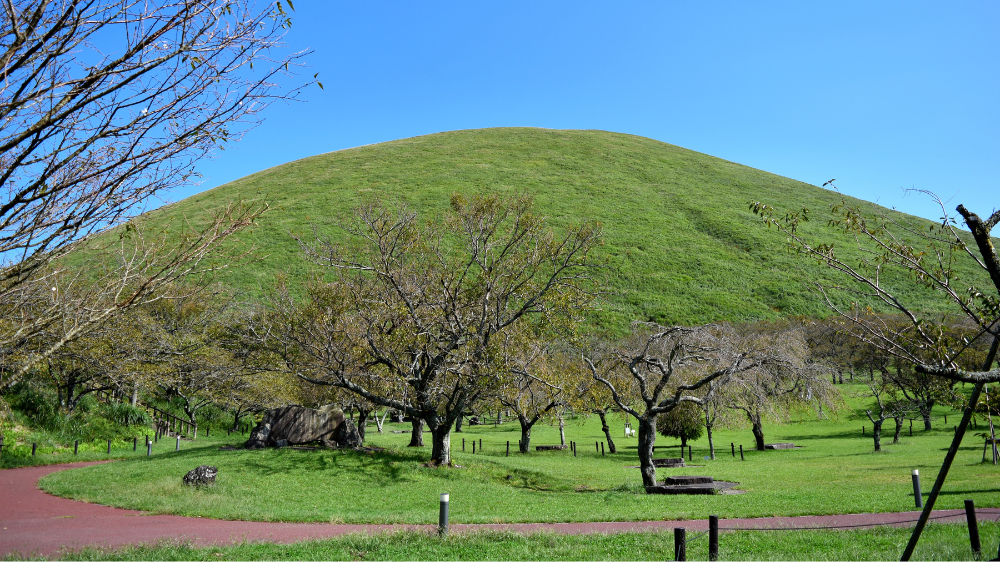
[138,127,958,333]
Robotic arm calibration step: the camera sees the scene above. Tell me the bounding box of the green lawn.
[39,386,1000,525]
[16,524,998,561]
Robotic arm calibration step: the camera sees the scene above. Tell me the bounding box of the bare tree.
[0,0,309,393]
[498,337,571,453]
[750,190,1000,559]
[718,325,836,451]
[0,203,265,393]
[750,193,999,384]
[282,193,601,465]
[858,372,907,452]
[585,324,787,489]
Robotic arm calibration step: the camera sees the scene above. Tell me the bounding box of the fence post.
[74,440,78,455]
[964,500,981,557]
[739,445,744,461]
[133,437,137,452]
[32,442,36,456]
[731,443,735,457]
[709,515,719,561]
[107,439,111,454]
[674,527,686,561]
[506,441,510,457]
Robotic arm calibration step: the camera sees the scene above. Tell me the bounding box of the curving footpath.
[2,462,997,558]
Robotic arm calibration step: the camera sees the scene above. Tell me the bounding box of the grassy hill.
[128,127,985,333]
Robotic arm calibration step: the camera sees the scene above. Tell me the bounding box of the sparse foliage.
[275,193,601,464]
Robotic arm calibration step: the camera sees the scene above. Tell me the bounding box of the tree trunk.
[130,383,138,407]
[429,423,452,466]
[232,405,244,430]
[751,420,765,451]
[374,410,388,434]
[893,415,903,444]
[519,416,532,453]
[706,420,716,460]
[637,415,658,488]
[357,408,369,443]
[872,418,883,452]
[680,434,688,448]
[455,414,463,433]
[597,410,617,453]
[922,400,934,430]
[408,418,424,447]
[558,414,566,447]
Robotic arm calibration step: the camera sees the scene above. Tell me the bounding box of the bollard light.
[912,469,923,508]
[439,493,449,536]
[175,435,180,451]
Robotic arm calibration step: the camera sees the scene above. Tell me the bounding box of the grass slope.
[128,128,985,332]
[40,386,1000,525]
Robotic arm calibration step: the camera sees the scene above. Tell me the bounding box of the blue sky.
[179,1,998,223]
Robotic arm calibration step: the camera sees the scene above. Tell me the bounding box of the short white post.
[912,469,923,508]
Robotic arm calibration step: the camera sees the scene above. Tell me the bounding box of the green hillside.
[131,128,984,333]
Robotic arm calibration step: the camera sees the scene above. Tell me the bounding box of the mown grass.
[104,128,992,335]
[0,429,248,469]
[12,524,998,561]
[38,385,1000,525]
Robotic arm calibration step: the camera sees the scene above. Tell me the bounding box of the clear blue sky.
[179,1,998,223]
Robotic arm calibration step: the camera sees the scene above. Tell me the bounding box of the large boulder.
[183,465,218,486]
[245,404,347,449]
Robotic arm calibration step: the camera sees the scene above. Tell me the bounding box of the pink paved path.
[2,462,998,558]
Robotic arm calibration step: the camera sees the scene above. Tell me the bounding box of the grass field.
[100,128,991,334]
[38,385,1000,526]
[13,524,991,561]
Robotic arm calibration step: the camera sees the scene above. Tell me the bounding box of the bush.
[656,402,703,447]
[98,401,151,427]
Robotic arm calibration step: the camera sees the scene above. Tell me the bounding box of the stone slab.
[764,442,795,450]
[664,475,714,485]
[645,484,717,495]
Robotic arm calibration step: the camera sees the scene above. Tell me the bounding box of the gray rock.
[245,404,347,449]
[764,442,795,449]
[183,465,218,486]
[333,419,362,448]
